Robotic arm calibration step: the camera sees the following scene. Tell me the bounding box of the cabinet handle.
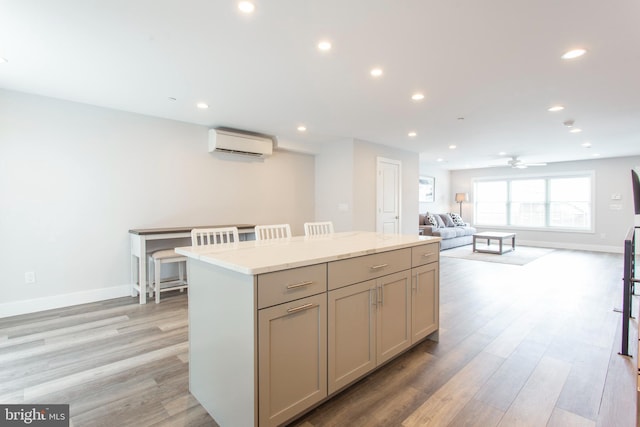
[377,286,384,305]
[370,263,388,271]
[370,288,377,306]
[286,280,313,289]
[286,303,315,313]
[422,252,435,257]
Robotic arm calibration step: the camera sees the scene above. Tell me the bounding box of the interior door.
[376,157,401,233]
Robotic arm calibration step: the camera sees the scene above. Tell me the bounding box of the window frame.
[472,171,595,233]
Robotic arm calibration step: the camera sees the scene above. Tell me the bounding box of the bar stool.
[255,224,292,241]
[304,221,334,237]
[148,249,188,304]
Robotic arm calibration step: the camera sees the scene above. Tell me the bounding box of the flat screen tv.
[632,169,640,214]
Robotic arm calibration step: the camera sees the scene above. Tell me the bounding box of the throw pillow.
[434,214,446,228]
[439,213,455,227]
[448,212,465,226]
[425,212,438,227]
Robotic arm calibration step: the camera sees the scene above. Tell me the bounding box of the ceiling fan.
[492,156,548,169]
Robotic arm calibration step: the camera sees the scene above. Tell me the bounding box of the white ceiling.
[1,0,639,170]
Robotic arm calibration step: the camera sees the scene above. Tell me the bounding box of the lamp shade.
[455,192,468,203]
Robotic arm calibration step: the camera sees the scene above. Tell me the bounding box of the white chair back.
[191,227,239,246]
[255,224,292,241]
[304,221,334,237]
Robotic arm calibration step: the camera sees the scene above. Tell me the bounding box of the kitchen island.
[176,231,441,427]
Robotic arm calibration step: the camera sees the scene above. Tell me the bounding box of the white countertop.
[175,231,441,275]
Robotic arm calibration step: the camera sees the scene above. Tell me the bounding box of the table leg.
[139,239,147,304]
[130,254,138,297]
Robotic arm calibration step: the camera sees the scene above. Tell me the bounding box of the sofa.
[419,212,477,250]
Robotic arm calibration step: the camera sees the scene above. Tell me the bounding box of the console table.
[128,224,255,304]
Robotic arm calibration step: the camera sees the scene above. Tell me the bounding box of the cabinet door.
[376,270,412,364]
[328,279,377,394]
[411,263,439,343]
[258,293,327,427]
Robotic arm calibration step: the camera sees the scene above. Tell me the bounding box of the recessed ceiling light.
[297,125,307,132]
[498,151,507,156]
[436,158,444,162]
[370,68,383,77]
[449,145,457,149]
[592,153,600,157]
[548,105,564,112]
[318,41,332,51]
[0,57,7,64]
[569,128,582,133]
[562,48,587,59]
[408,131,417,137]
[582,142,592,148]
[411,93,425,101]
[196,102,209,109]
[238,1,255,13]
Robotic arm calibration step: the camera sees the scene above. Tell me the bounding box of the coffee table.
[473,231,516,254]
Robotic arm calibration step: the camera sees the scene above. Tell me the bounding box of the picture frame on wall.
[419,176,435,202]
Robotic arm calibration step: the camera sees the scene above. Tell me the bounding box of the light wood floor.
[0,249,637,426]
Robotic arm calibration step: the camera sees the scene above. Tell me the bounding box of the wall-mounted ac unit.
[208,128,274,157]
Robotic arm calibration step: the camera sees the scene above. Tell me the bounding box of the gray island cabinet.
[176,231,441,427]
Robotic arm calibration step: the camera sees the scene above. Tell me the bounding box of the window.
[473,173,593,231]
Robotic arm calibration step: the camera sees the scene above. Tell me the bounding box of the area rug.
[440,245,554,266]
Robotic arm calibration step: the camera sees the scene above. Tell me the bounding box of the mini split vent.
[208,128,274,157]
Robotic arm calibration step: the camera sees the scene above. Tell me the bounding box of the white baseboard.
[518,240,623,254]
[0,285,132,319]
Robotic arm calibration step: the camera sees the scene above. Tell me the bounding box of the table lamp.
[455,192,468,216]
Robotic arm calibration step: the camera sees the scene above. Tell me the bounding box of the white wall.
[0,89,315,316]
[450,156,640,252]
[418,168,451,215]
[314,139,354,232]
[314,138,419,235]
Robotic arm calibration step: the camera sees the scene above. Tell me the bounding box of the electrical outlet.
[24,271,36,284]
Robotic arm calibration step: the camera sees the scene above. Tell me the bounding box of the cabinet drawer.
[328,248,410,290]
[258,264,327,309]
[411,243,439,267]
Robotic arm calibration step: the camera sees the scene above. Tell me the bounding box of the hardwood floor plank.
[0,316,130,348]
[0,327,120,364]
[447,398,505,427]
[474,338,547,411]
[0,326,188,391]
[497,356,572,426]
[401,351,504,426]
[547,407,596,427]
[483,310,543,359]
[554,342,610,420]
[23,342,188,401]
[596,313,637,427]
